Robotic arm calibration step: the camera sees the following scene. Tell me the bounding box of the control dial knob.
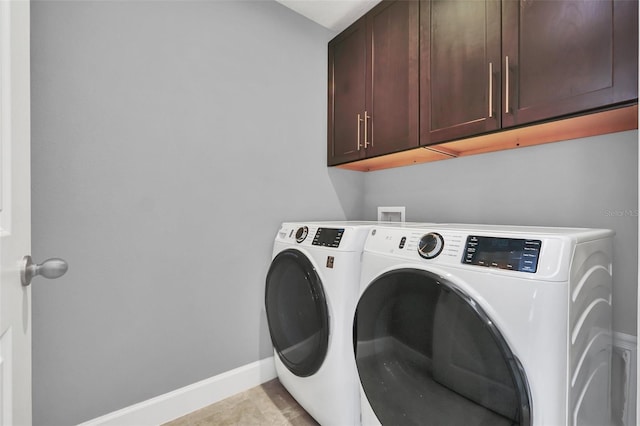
[295,226,309,243]
[418,232,444,259]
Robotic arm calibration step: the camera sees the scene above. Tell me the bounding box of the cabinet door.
[421,0,501,145]
[366,0,419,157]
[328,18,367,166]
[502,0,638,127]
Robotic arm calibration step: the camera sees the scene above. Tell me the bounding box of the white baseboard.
[78,357,277,426]
[613,332,637,426]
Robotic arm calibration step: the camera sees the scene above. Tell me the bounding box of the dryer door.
[265,249,329,377]
[354,268,531,426]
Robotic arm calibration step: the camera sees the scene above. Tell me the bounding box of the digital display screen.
[462,236,541,273]
[312,228,345,248]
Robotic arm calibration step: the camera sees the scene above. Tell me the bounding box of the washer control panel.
[363,225,576,279]
[462,236,542,273]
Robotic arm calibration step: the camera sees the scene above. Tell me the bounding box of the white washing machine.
[354,223,614,426]
[265,221,376,425]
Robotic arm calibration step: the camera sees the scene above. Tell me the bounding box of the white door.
[0,0,31,424]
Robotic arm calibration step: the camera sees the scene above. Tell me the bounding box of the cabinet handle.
[364,111,371,148]
[357,113,363,150]
[505,56,510,114]
[488,62,493,118]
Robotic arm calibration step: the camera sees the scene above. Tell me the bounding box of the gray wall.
[362,130,638,336]
[31,1,362,424]
[31,1,638,424]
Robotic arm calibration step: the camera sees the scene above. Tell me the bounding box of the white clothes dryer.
[265,221,375,425]
[354,223,614,426]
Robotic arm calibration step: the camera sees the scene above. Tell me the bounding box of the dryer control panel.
[276,222,373,252]
[462,236,542,273]
[312,228,345,248]
[289,226,344,247]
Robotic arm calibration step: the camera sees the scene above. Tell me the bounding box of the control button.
[418,233,444,259]
[295,226,309,243]
[399,237,407,249]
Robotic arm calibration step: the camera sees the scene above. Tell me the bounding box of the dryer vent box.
[378,206,405,223]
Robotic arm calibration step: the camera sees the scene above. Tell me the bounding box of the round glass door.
[354,268,531,426]
[265,249,329,377]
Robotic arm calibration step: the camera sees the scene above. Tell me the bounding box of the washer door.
[354,269,531,426]
[265,249,329,377]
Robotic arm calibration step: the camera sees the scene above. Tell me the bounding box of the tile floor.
[163,379,319,426]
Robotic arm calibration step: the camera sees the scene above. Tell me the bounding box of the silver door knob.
[21,255,68,286]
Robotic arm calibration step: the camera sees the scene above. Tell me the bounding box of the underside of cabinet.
[335,104,638,172]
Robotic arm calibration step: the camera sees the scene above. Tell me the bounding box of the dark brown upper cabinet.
[420,0,501,144]
[327,18,367,165]
[502,0,638,128]
[328,1,419,166]
[420,0,638,146]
